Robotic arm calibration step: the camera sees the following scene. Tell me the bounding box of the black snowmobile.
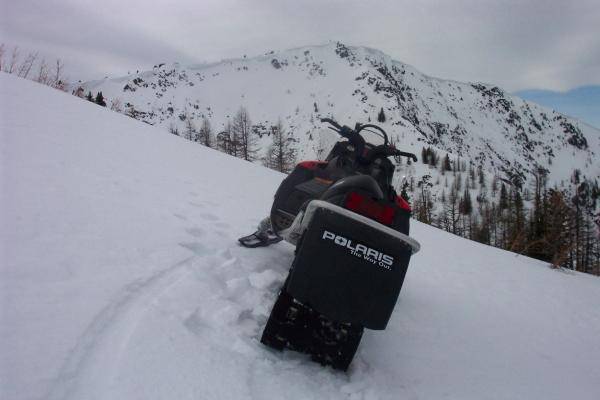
[239,118,421,371]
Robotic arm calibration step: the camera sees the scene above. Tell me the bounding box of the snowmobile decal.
[301,200,420,255]
[321,230,394,269]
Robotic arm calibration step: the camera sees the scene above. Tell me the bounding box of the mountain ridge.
[79,42,599,188]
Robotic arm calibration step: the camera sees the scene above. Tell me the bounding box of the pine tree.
[444,184,460,234]
[499,183,508,210]
[422,147,438,167]
[94,91,106,107]
[455,173,463,191]
[85,91,94,102]
[400,180,410,204]
[421,147,428,164]
[377,107,386,123]
[263,119,297,173]
[527,168,549,258]
[469,165,476,188]
[198,117,214,148]
[491,175,499,197]
[415,175,434,223]
[232,106,257,161]
[459,188,473,238]
[478,166,486,188]
[459,188,473,215]
[168,123,179,136]
[184,115,196,142]
[473,203,492,245]
[490,202,499,247]
[506,189,526,252]
[217,121,235,155]
[545,189,574,267]
[442,154,452,172]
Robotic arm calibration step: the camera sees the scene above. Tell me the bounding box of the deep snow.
[1,73,599,400]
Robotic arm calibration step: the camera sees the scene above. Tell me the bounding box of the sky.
[515,85,600,128]
[1,0,599,93]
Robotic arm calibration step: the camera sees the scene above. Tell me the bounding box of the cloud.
[2,0,599,90]
[1,0,196,79]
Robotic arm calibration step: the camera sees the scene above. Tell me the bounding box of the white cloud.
[2,0,599,90]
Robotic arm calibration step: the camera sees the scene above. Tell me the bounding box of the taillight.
[297,161,328,170]
[395,195,411,212]
[345,192,396,225]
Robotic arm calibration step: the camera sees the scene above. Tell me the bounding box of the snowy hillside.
[80,42,600,188]
[2,73,600,400]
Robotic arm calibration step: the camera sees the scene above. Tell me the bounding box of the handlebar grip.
[338,126,355,139]
[397,151,418,162]
[369,147,418,162]
[320,118,342,130]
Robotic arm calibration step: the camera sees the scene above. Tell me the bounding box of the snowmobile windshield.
[316,128,341,161]
[358,129,386,147]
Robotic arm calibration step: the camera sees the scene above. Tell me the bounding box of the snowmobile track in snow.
[46,256,197,400]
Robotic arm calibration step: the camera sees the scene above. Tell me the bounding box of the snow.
[80,43,600,189]
[2,73,600,400]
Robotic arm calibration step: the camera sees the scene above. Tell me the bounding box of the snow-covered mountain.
[80,42,599,188]
[3,73,600,400]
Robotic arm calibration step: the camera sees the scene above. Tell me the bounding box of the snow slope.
[2,73,600,400]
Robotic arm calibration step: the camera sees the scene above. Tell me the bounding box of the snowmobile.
[239,118,421,371]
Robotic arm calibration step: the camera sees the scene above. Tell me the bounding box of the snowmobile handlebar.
[391,149,418,162]
[321,118,367,159]
[355,124,389,147]
[320,118,342,130]
[365,145,418,163]
[320,118,417,163]
[320,119,387,146]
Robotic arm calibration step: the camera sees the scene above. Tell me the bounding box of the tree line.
[72,80,299,174]
[1,43,67,91]
[82,89,600,275]
[166,106,298,173]
[408,146,600,275]
[5,42,596,273]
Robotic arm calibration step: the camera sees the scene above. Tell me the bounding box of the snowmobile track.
[46,256,196,400]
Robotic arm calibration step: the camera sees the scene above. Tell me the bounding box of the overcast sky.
[2,0,599,91]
